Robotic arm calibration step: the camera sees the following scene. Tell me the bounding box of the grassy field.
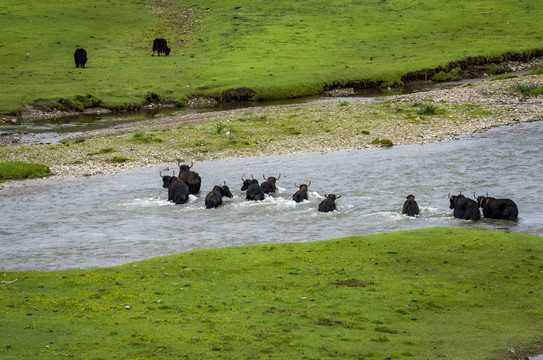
[1,228,542,359]
[1,0,543,114]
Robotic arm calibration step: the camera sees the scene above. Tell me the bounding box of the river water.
[1,120,542,271]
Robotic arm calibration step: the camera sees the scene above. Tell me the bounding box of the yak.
[475,194,518,221]
[74,48,87,68]
[448,193,480,221]
[205,182,233,209]
[161,169,189,205]
[152,38,170,56]
[292,182,311,203]
[402,194,420,217]
[261,174,281,194]
[178,161,201,195]
[318,194,341,213]
[241,175,265,201]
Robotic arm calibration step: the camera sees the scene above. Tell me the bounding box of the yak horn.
[277,174,281,180]
[294,182,298,188]
[307,181,311,187]
[448,192,452,199]
[473,192,478,200]
[189,161,194,169]
[263,174,267,180]
[336,195,342,199]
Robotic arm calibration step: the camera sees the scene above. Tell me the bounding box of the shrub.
[489,63,512,75]
[0,161,52,179]
[371,138,393,147]
[523,69,543,76]
[432,71,451,82]
[513,84,543,97]
[130,132,164,143]
[108,156,131,163]
[87,147,116,156]
[491,75,518,81]
[417,103,438,115]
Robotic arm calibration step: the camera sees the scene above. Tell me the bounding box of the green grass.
[0,161,52,179]
[1,228,542,359]
[1,0,543,113]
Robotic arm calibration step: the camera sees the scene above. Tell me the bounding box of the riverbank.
[1,74,542,180]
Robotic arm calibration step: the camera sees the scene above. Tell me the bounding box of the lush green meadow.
[1,0,543,113]
[1,228,542,359]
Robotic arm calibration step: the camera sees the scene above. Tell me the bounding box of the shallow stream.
[1,121,542,271]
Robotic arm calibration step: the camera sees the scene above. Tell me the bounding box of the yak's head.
[160,169,176,188]
[448,193,464,209]
[178,160,194,173]
[295,181,311,191]
[406,194,416,201]
[165,47,171,56]
[325,194,341,201]
[241,175,258,190]
[221,182,233,198]
[263,174,281,184]
[474,193,492,208]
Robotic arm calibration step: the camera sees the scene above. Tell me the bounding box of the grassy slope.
[1,228,542,359]
[1,0,543,113]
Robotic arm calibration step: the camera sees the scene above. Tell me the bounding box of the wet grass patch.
[513,83,543,97]
[0,161,52,179]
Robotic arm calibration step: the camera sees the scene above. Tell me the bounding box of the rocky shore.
[1,73,542,180]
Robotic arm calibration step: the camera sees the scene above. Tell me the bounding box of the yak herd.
[73,38,170,67]
[161,162,519,220]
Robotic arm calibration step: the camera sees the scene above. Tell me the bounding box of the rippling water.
[1,121,542,271]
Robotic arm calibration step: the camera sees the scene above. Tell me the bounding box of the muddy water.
[1,121,542,271]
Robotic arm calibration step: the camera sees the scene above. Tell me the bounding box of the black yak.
[161,169,189,205]
[261,174,281,194]
[205,182,233,209]
[402,194,420,217]
[448,193,480,221]
[475,193,519,221]
[74,48,87,68]
[241,175,265,201]
[292,182,311,203]
[178,161,201,195]
[318,194,341,213]
[152,38,170,56]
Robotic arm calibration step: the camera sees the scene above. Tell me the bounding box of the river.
[1,120,542,271]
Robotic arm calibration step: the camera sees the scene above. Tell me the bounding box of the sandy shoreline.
[1,74,542,181]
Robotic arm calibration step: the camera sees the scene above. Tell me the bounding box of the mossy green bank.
[2,0,543,114]
[1,228,542,359]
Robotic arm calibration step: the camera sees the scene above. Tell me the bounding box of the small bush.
[489,63,512,75]
[417,103,438,115]
[513,84,543,97]
[523,69,543,76]
[0,161,52,179]
[130,132,164,143]
[108,156,131,163]
[432,71,451,82]
[371,138,393,147]
[491,75,518,81]
[87,147,116,156]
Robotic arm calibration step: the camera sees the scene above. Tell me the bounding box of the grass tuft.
[0,161,52,179]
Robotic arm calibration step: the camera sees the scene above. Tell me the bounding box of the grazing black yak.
[152,38,170,56]
[74,48,87,68]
